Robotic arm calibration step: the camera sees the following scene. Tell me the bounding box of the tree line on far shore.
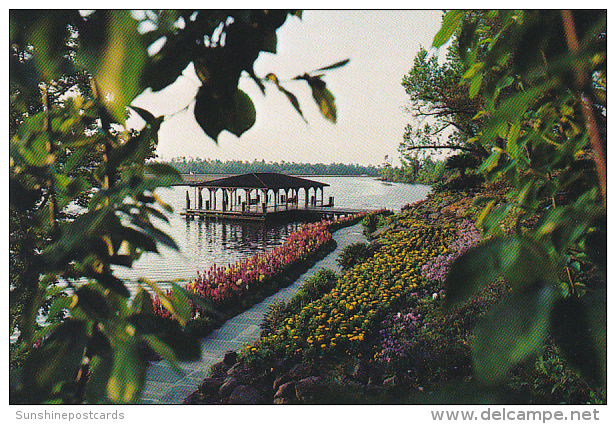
[158,157,382,177]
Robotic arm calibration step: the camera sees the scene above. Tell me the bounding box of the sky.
[130,10,445,166]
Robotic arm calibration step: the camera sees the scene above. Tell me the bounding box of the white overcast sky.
[130,10,445,166]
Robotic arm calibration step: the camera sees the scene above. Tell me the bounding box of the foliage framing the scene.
[432,10,606,388]
[9,9,347,404]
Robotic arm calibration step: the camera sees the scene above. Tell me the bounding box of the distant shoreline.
[177,173,378,178]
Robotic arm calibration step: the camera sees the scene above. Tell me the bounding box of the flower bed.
[187,220,333,306]
[154,210,387,329]
[420,219,481,284]
[243,216,456,361]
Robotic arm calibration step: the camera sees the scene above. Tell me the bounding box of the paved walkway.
[140,223,367,404]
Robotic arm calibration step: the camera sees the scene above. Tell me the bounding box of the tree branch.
[561,10,607,205]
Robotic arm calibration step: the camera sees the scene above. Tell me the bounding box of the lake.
[113,176,431,285]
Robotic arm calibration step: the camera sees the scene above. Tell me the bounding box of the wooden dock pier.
[180,206,368,221]
[178,172,369,221]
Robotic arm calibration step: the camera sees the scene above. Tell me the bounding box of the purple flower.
[420,220,481,284]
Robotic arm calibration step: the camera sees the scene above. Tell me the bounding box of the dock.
[178,172,369,221]
[180,206,368,221]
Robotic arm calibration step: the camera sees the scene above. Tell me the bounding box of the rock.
[289,363,315,380]
[228,385,264,405]
[218,377,240,398]
[368,366,383,385]
[365,381,382,397]
[223,351,238,367]
[273,373,291,392]
[383,375,398,389]
[339,376,365,395]
[273,397,294,405]
[210,360,230,378]
[226,362,252,383]
[350,359,369,383]
[274,381,296,400]
[295,376,324,404]
[183,390,204,404]
[199,376,224,395]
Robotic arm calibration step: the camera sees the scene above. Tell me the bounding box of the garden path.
[140,223,367,404]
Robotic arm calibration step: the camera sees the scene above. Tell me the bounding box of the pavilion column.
[198,188,203,209]
[261,189,267,213]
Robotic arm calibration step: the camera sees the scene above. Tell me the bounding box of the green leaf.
[226,89,257,137]
[478,149,502,173]
[262,31,277,53]
[16,132,55,167]
[477,203,515,235]
[170,282,222,318]
[139,279,179,320]
[12,11,79,82]
[131,288,155,315]
[480,84,552,145]
[475,199,496,228]
[75,286,112,320]
[551,295,604,386]
[81,11,147,123]
[583,288,607,387]
[141,334,183,375]
[85,351,113,404]
[305,77,337,123]
[278,85,307,122]
[194,87,256,141]
[445,235,557,307]
[95,273,130,298]
[129,105,157,124]
[22,320,88,399]
[127,313,201,361]
[144,163,183,186]
[506,121,522,158]
[471,285,557,385]
[40,208,109,269]
[169,283,192,326]
[432,10,464,48]
[469,74,483,98]
[107,336,145,403]
[129,217,179,251]
[314,58,350,72]
[48,295,72,321]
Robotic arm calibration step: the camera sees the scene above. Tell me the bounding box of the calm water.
[113,176,430,285]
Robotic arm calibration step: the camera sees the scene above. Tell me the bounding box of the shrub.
[361,210,394,235]
[261,301,289,335]
[289,269,339,308]
[432,173,484,193]
[337,242,372,271]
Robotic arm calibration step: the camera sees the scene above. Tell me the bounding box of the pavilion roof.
[193,172,329,190]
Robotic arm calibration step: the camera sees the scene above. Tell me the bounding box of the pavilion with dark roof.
[181,172,348,221]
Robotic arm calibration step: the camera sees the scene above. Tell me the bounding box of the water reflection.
[113,177,430,286]
[185,217,303,257]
